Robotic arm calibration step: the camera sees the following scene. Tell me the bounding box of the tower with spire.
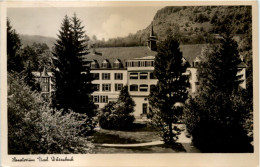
[147,22,157,51]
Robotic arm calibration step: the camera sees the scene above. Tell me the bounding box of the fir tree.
[7,19,24,73]
[198,32,243,95]
[184,32,253,152]
[149,35,189,144]
[52,15,95,116]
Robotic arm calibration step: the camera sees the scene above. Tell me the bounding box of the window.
[93,84,100,91]
[101,96,108,103]
[92,73,100,80]
[114,73,123,80]
[102,84,111,92]
[140,84,148,92]
[143,103,148,114]
[43,78,48,83]
[150,72,155,79]
[102,73,110,80]
[101,62,110,68]
[92,96,99,103]
[133,61,140,67]
[130,73,138,79]
[115,84,123,91]
[140,72,148,79]
[113,61,122,68]
[130,84,138,91]
[42,85,49,92]
[91,63,99,69]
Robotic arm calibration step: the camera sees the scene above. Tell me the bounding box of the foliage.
[99,86,135,130]
[7,19,50,92]
[7,19,24,73]
[183,33,253,152]
[8,72,95,154]
[52,14,96,116]
[148,35,189,144]
[22,43,53,71]
[93,6,251,47]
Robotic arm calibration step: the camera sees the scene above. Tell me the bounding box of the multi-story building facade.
[33,26,247,118]
[32,67,53,98]
[90,59,128,109]
[88,26,247,118]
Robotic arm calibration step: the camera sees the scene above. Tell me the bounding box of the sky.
[7,7,163,40]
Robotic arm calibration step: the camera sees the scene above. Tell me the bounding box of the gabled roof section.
[84,44,206,65]
[238,62,247,68]
[114,59,122,63]
[102,59,110,64]
[41,67,49,77]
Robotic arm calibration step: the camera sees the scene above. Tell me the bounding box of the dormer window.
[113,59,123,69]
[91,60,99,69]
[193,57,201,67]
[101,59,111,69]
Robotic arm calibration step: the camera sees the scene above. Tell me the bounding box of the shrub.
[99,86,135,130]
[183,91,253,153]
[8,72,95,154]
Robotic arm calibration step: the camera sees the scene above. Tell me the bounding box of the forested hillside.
[95,6,251,47]
[20,34,56,49]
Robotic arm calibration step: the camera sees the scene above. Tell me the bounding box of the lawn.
[90,123,200,153]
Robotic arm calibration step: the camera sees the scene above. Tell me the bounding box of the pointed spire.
[150,22,154,37]
[41,66,49,77]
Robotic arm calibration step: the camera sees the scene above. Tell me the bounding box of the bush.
[8,72,95,154]
[98,86,135,130]
[183,91,253,153]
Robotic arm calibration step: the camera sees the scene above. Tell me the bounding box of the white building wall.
[90,69,128,109]
[89,59,247,117]
[187,67,198,93]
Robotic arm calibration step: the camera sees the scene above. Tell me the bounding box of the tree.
[148,35,189,144]
[7,19,24,73]
[8,72,94,154]
[99,86,135,130]
[52,14,95,116]
[183,33,253,152]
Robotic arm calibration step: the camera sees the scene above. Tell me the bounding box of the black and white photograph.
[1,1,258,166]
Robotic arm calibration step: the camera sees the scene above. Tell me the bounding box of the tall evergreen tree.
[198,32,243,95]
[149,35,189,144]
[52,15,95,116]
[7,19,24,73]
[184,32,253,152]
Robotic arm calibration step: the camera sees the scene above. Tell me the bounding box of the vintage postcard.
[0,1,259,167]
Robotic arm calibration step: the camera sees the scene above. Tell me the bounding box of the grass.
[92,123,161,144]
[91,123,201,153]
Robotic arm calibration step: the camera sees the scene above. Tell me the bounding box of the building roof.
[238,61,247,68]
[84,44,206,66]
[32,71,52,77]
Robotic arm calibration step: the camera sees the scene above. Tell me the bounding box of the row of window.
[93,83,123,92]
[36,77,49,83]
[130,72,155,80]
[92,72,156,80]
[91,62,123,69]
[126,61,154,67]
[129,84,156,92]
[92,73,123,80]
[92,95,108,103]
[41,85,49,92]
